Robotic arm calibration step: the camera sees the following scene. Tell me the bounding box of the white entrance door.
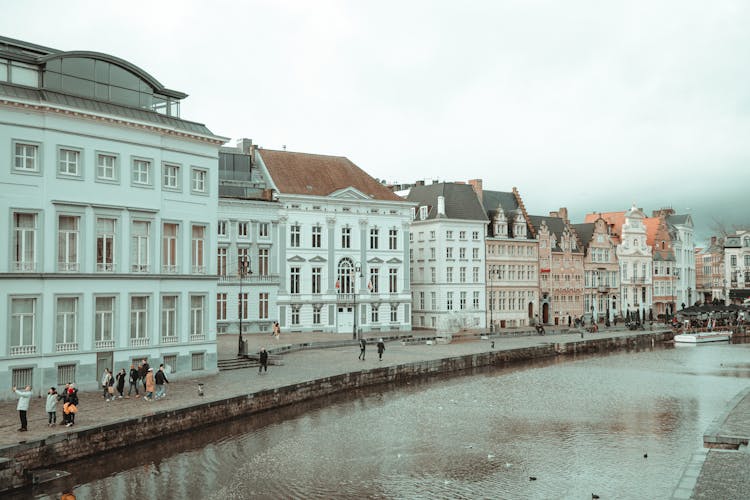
[337,306,354,334]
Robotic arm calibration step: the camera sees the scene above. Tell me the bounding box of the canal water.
[28,342,750,499]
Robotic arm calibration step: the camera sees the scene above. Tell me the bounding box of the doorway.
[96,351,113,382]
[542,303,549,324]
[336,306,354,334]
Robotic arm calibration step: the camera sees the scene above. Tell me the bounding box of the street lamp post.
[352,262,362,340]
[238,255,251,356]
[488,267,495,332]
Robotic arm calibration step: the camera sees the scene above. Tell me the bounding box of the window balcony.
[95,340,115,349]
[10,345,36,355]
[58,262,79,272]
[13,261,36,271]
[131,264,150,273]
[218,274,280,284]
[96,263,115,272]
[129,337,150,347]
[190,334,206,342]
[162,264,178,273]
[161,336,178,344]
[192,265,206,274]
[55,342,79,352]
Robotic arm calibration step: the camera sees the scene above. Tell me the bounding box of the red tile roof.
[258,149,403,201]
[585,211,665,248]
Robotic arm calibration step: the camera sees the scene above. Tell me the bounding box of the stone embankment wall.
[1,330,673,492]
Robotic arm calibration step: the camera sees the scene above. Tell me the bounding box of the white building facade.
[667,215,696,308]
[616,205,653,319]
[256,149,413,335]
[0,37,226,396]
[407,182,488,331]
[724,231,750,304]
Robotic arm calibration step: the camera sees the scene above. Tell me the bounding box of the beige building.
[573,216,620,323]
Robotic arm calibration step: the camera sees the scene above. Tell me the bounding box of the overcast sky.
[3,0,748,243]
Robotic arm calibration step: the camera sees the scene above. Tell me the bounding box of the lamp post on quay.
[237,254,251,356]
[352,261,363,340]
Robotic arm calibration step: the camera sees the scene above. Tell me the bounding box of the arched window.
[337,258,354,293]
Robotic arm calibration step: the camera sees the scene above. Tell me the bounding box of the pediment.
[287,255,306,263]
[309,255,327,263]
[329,187,370,200]
[368,257,385,264]
[387,257,403,264]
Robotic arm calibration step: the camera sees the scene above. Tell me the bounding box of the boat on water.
[673,331,733,344]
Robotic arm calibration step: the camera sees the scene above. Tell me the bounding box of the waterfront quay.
[0,325,733,496]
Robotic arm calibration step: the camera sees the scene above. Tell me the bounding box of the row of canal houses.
[0,35,694,396]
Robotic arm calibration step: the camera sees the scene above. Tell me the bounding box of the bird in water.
[644,453,648,458]
[529,477,537,481]
[592,494,600,499]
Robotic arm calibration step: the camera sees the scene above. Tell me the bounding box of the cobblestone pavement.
[0,326,647,448]
[689,387,750,498]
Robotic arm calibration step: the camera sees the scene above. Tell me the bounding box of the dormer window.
[419,206,428,220]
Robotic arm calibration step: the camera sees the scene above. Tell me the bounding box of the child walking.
[46,387,58,426]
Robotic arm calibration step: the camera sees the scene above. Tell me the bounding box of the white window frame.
[12,141,40,174]
[96,217,116,272]
[217,292,227,321]
[57,147,82,178]
[162,222,179,273]
[131,220,151,272]
[131,157,152,186]
[161,295,178,342]
[94,295,115,348]
[10,296,37,355]
[55,296,79,351]
[163,163,181,190]
[191,224,206,274]
[13,211,38,271]
[130,295,150,344]
[57,214,80,272]
[191,168,207,194]
[96,152,119,182]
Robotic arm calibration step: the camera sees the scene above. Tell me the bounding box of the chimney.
[468,179,483,203]
[437,196,446,216]
[416,180,425,186]
[236,138,253,155]
[558,207,569,223]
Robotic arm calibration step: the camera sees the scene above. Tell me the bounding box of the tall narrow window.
[238,293,248,320]
[259,293,269,319]
[130,296,149,343]
[95,296,114,348]
[341,227,351,248]
[389,229,398,250]
[237,248,249,274]
[291,304,301,325]
[55,297,78,350]
[312,225,322,248]
[11,298,36,355]
[290,224,301,247]
[290,267,301,294]
[58,215,79,271]
[313,305,322,325]
[258,222,269,238]
[369,268,379,293]
[371,304,380,322]
[390,304,398,322]
[190,295,205,339]
[389,268,398,293]
[161,295,177,341]
[216,293,227,320]
[162,223,178,273]
[13,212,36,271]
[191,225,206,274]
[370,228,379,249]
[238,222,249,238]
[258,248,269,275]
[131,221,150,272]
[217,248,227,276]
[96,218,115,272]
[312,267,322,294]
[217,220,227,237]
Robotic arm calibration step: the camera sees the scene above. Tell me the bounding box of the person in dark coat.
[358,338,367,360]
[155,364,169,400]
[115,368,126,398]
[140,359,150,392]
[128,364,140,398]
[259,348,269,374]
[376,339,385,361]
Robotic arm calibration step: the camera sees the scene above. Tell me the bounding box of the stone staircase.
[217,356,260,371]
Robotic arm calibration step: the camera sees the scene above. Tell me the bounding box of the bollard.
[197,383,204,397]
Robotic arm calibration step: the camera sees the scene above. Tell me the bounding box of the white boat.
[674,331,733,343]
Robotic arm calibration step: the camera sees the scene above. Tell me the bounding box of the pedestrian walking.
[128,364,140,398]
[358,338,367,360]
[140,359,150,393]
[101,368,112,400]
[116,368,126,399]
[13,385,32,431]
[259,347,269,374]
[46,387,58,426]
[64,384,79,427]
[377,339,385,361]
[144,368,155,401]
[273,322,281,342]
[155,364,169,399]
[107,369,116,401]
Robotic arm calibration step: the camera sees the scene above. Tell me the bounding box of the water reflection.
[22,342,750,499]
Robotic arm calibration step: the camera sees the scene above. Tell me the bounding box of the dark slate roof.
[528,215,571,251]
[0,83,215,135]
[482,189,534,238]
[407,183,488,222]
[572,223,594,249]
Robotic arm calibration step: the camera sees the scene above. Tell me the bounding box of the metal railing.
[13,261,36,271]
[161,336,178,344]
[190,334,206,342]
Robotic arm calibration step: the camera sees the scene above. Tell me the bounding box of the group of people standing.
[106,359,170,402]
[13,382,79,431]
